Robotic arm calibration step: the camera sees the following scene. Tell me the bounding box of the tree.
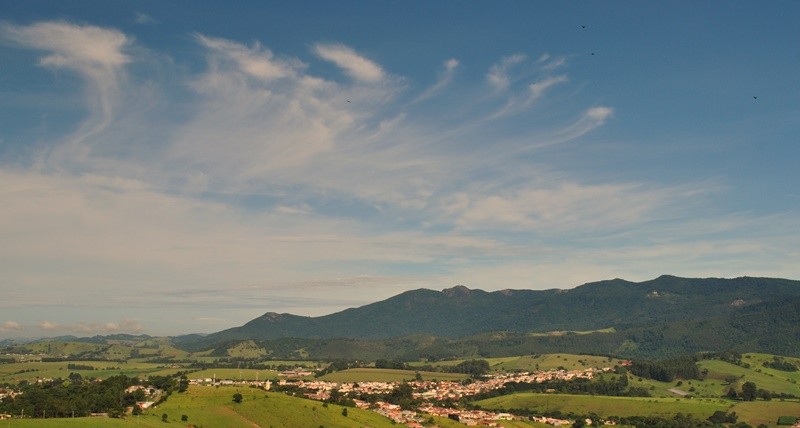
[181,414,188,422]
[232,393,243,403]
[741,381,757,401]
[177,375,189,393]
[341,407,348,417]
[161,413,168,422]
[708,410,737,424]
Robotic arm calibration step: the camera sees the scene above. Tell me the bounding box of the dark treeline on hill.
[628,356,700,382]
[762,356,798,372]
[171,276,800,360]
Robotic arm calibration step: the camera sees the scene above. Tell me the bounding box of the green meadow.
[730,400,800,427]
[154,385,397,427]
[699,356,800,395]
[477,392,800,427]
[476,392,728,419]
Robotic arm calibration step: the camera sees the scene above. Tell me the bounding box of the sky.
[1,1,799,338]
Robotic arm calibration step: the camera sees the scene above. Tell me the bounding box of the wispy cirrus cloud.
[1,21,131,146]
[539,54,567,71]
[196,34,297,81]
[487,53,526,91]
[489,74,568,119]
[413,58,460,103]
[313,43,385,83]
[133,12,158,25]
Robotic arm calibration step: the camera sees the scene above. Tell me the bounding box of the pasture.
[476,392,728,420]
[731,400,800,427]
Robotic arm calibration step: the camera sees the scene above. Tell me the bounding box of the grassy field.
[2,386,399,427]
[476,391,800,427]
[156,385,398,427]
[0,361,182,383]
[730,400,800,427]
[0,418,143,427]
[476,392,728,419]
[697,359,800,397]
[319,368,468,383]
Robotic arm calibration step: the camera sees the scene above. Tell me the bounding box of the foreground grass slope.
[5,386,398,427]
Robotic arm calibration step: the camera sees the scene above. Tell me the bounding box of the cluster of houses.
[124,384,161,410]
[294,366,610,403]
[0,387,22,401]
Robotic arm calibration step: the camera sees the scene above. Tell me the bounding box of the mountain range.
[177,275,800,359]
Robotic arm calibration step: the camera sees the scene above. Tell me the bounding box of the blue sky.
[1,1,799,338]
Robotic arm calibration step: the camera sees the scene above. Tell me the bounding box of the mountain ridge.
[190,275,800,351]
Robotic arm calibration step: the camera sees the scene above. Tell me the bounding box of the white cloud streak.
[196,34,296,81]
[413,58,460,103]
[313,43,385,83]
[1,21,131,146]
[487,54,526,91]
[133,12,158,25]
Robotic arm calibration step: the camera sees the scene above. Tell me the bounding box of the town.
[184,366,614,427]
